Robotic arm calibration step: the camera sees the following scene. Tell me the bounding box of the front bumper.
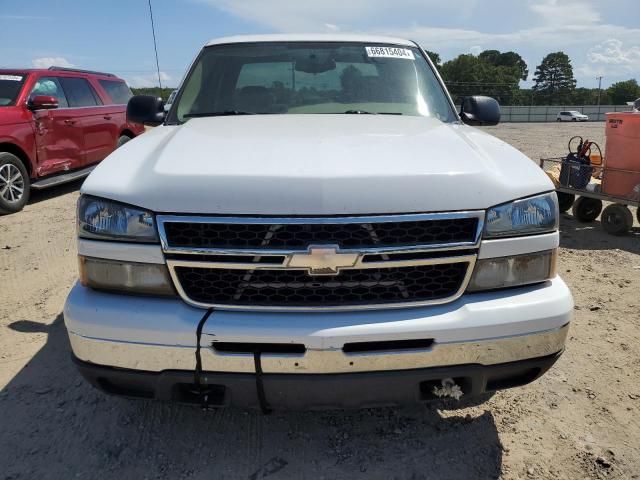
[64,277,572,406]
[73,351,563,409]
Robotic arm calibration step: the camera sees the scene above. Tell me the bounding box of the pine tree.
[532,52,576,103]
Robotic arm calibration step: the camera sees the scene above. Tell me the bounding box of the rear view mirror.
[295,55,336,74]
[28,95,58,110]
[127,95,165,126]
[460,96,500,126]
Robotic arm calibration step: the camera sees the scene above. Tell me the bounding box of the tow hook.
[432,378,464,400]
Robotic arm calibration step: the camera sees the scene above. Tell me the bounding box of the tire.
[636,207,640,226]
[556,192,575,213]
[0,152,30,214]
[117,135,132,148]
[556,118,561,122]
[571,196,602,222]
[601,204,633,236]
[572,118,577,122]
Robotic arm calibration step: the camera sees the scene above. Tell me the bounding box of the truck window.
[98,79,133,104]
[30,76,69,108]
[60,77,102,107]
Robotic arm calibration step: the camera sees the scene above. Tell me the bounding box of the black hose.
[568,136,583,154]
[194,308,214,409]
[253,350,272,414]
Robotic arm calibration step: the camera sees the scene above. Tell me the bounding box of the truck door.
[29,76,85,177]
[58,77,113,166]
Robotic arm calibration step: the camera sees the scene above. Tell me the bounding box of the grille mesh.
[163,218,478,250]
[174,263,469,307]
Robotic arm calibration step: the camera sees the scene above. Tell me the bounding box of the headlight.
[467,250,557,292]
[79,256,175,296]
[78,196,158,242]
[485,192,558,238]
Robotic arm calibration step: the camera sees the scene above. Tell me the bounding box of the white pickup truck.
[64,34,572,410]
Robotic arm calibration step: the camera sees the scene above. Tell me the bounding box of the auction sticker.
[0,75,23,81]
[365,46,414,60]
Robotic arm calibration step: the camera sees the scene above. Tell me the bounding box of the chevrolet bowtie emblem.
[287,245,359,276]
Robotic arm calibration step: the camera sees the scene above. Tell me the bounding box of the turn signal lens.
[467,250,557,292]
[79,256,175,296]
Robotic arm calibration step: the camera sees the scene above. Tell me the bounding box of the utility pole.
[148,0,163,89]
[596,76,603,121]
[596,76,603,106]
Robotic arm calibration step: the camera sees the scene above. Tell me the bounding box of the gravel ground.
[1,122,639,480]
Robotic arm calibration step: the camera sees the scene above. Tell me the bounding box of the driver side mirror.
[127,95,165,126]
[28,95,59,110]
[459,96,500,126]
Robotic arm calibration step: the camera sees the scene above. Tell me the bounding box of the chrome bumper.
[69,322,569,374]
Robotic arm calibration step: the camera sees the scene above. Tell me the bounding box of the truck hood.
[82,115,553,215]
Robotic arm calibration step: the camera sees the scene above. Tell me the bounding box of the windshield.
[170,42,455,123]
[0,74,26,106]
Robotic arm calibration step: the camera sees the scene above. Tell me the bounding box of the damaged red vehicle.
[0,67,144,213]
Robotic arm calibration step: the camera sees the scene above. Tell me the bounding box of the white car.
[556,110,589,122]
[64,34,572,410]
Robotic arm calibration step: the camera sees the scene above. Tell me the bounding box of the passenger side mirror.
[28,95,59,110]
[127,95,165,126]
[459,96,500,126]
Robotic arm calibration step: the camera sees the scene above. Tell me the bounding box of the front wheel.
[0,152,30,214]
[601,204,633,236]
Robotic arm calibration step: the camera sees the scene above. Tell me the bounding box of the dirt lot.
[1,122,639,480]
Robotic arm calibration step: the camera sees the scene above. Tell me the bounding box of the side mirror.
[28,95,59,110]
[127,95,165,126]
[460,96,500,126]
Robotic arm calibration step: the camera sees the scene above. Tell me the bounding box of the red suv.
[0,67,144,213]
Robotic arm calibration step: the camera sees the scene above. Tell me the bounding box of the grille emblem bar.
[287,245,359,276]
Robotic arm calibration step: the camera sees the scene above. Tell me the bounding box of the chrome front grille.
[157,212,484,311]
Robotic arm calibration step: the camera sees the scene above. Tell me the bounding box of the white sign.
[365,46,415,60]
[0,75,23,81]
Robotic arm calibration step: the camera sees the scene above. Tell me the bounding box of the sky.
[0,0,638,89]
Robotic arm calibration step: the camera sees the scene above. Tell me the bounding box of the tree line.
[131,87,175,100]
[425,49,639,106]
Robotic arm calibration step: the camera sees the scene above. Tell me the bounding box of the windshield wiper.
[343,110,404,115]
[183,110,256,118]
[344,110,376,114]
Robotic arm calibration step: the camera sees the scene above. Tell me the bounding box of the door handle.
[103,115,112,120]
[63,119,77,125]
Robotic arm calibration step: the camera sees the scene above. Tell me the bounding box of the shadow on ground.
[1,314,503,480]
[559,213,640,255]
